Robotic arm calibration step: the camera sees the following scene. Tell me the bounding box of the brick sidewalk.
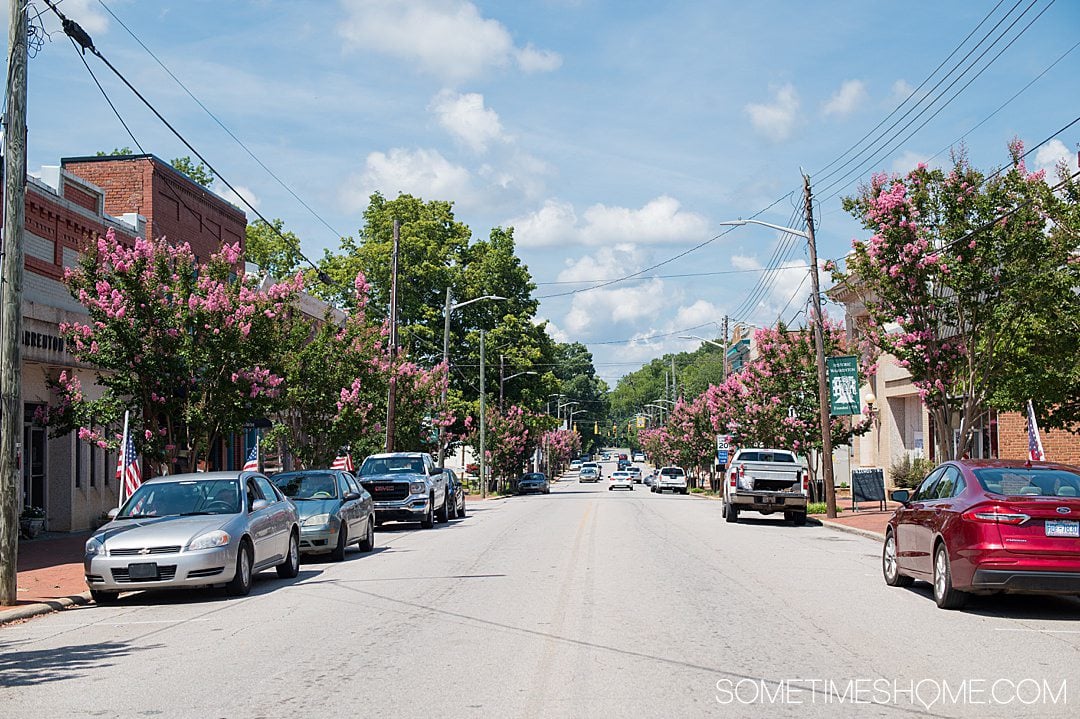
[812,500,899,540]
[1,532,91,625]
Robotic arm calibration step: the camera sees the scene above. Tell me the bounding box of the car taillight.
[962,505,1031,525]
[801,471,808,492]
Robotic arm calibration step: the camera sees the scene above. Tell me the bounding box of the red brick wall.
[62,181,99,213]
[22,185,138,281]
[998,411,1080,465]
[62,155,246,261]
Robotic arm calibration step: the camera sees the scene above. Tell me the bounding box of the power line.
[95,0,347,245]
[533,264,811,285]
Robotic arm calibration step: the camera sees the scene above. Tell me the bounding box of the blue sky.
[14,0,1080,384]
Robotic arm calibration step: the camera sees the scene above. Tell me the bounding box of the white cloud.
[730,254,761,271]
[214,183,260,211]
[1034,139,1071,178]
[822,79,867,117]
[744,84,800,142]
[557,244,644,283]
[340,147,474,212]
[338,0,561,82]
[516,44,563,73]
[891,150,931,174]
[889,79,914,105]
[509,196,709,248]
[429,90,507,153]
[563,279,666,335]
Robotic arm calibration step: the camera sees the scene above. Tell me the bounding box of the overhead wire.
[95,0,348,245]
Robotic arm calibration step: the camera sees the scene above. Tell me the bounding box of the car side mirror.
[343,491,360,501]
[890,489,911,504]
[251,498,269,512]
[107,507,120,519]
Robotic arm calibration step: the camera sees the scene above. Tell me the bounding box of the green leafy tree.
[170,155,215,188]
[245,218,306,280]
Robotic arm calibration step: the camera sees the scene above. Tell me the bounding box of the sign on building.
[826,355,860,416]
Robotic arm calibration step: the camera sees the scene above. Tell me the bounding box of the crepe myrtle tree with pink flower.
[639,427,677,469]
[665,395,717,486]
[541,428,581,475]
[838,143,1080,456]
[703,322,871,485]
[45,228,300,474]
[466,404,551,491]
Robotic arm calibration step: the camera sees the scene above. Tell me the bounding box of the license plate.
[762,495,775,504]
[128,562,159,579]
[1045,520,1080,538]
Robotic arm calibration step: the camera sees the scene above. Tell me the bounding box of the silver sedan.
[84,472,300,604]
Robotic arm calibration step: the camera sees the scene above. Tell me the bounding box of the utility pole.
[671,356,678,401]
[722,315,730,379]
[0,0,27,606]
[804,174,837,519]
[384,219,400,453]
[499,354,505,412]
[479,329,487,499]
[437,286,452,467]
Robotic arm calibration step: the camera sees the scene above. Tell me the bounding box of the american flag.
[242,443,260,472]
[117,419,142,503]
[1027,400,1045,461]
[331,453,354,472]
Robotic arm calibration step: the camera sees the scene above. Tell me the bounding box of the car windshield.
[737,451,796,463]
[521,474,544,481]
[118,479,241,518]
[271,471,339,500]
[359,457,425,476]
[974,467,1080,497]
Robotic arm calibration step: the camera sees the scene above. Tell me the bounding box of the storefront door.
[23,404,47,511]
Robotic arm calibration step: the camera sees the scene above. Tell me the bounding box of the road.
[2,469,1079,718]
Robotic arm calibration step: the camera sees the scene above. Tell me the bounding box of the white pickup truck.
[722,448,808,525]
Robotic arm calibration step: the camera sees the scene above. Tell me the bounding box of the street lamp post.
[557,400,578,429]
[499,367,537,411]
[717,202,839,518]
[437,290,505,467]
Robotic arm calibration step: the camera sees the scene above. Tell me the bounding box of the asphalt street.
[2,469,1080,718]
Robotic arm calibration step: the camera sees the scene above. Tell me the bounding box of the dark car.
[271,470,375,561]
[445,468,467,519]
[517,472,550,495]
[617,459,632,471]
[883,459,1080,609]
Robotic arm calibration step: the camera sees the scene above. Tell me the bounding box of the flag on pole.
[331,453,354,472]
[1027,400,1045,461]
[242,442,260,472]
[116,411,142,506]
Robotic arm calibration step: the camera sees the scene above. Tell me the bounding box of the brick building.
[12,155,246,531]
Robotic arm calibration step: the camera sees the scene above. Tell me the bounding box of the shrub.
[889,455,937,489]
[807,502,843,515]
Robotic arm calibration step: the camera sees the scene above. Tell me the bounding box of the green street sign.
[827,355,860,416]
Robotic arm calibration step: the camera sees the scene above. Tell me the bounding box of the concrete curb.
[808,517,885,542]
[0,592,92,626]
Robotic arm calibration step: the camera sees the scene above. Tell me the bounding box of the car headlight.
[187,530,231,551]
[302,513,331,528]
[85,536,105,556]
[409,481,426,494]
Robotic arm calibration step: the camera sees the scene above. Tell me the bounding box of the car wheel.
[721,501,728,518]
[330,522,347,562]
[421,500,435,529]
[448,496,458,519]
[458,498,466,518]
[791,512,807,526]
[226,541,253,596]
[359,517,375,552]
[90,589,120,605]
[725,504,739,523]
[933,543,967,609]
[882,531,913,587]
[608,486,613,491]
[437,496,449,523]
[277,531,300,577]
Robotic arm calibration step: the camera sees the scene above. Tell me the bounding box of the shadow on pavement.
[0,639,159,688]
[301,546,391,565]
[901,583,1080,619]
[93,568,324,606]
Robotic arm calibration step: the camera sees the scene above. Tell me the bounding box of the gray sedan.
[271,469,375,560]
[84,472,300,604]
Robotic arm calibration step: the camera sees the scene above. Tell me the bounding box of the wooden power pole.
[384,219,400,452]
[804,174,838,519]
[1,0,28,605]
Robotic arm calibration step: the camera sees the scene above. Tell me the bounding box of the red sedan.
[883,459,1080,609]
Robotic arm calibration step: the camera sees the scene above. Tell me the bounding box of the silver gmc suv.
[357,452,448,529]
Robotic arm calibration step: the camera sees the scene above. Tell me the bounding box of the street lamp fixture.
[499,369,537,410]
[679,334,724,349]
[438,291,506,468]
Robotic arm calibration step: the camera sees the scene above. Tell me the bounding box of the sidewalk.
[811,500,899,541]
[1,531,91,625]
